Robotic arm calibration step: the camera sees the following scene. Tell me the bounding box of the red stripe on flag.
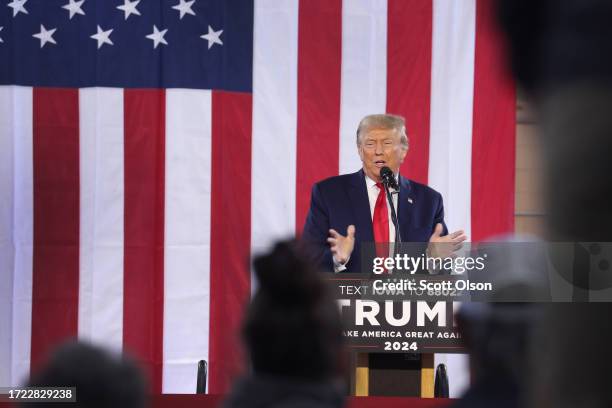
[209,91,252,393]
[123,89,166,392]
[471,0,515,241]
[386,0,433,184]
[295,0,342,233]
[31,88,80,372]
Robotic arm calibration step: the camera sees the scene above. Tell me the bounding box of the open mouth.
[374,160,386,168]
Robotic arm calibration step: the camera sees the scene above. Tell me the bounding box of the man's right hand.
[327,225,356,265]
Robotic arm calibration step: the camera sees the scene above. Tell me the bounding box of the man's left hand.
[428,223,467,258]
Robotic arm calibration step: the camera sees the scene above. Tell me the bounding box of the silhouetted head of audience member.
[497,0,612,97]
[452,300,538,408]
[450,237,546,408]
[497,0,612,241]
[243,240,345,381]
[22,341,147,408]
[458,302,535,382]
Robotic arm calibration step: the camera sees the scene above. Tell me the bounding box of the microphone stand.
[382,181,402,245]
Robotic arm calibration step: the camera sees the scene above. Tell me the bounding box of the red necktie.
[373,182,389,259]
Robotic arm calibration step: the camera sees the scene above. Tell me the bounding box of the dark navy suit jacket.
[302,169,447,273]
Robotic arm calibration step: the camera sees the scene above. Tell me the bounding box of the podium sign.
[326,274,464,353]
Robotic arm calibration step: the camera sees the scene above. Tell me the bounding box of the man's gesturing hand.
[327,225,356,265]
[428,223,467,258]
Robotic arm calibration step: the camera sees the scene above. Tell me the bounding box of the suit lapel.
[348,170,374,243]
[398,175,413,242]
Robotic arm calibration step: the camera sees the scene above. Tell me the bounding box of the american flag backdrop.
[0,0,515,397]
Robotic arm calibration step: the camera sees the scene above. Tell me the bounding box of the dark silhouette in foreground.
[224,240,346,408]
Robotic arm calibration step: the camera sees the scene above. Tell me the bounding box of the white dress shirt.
[364,174,398,244]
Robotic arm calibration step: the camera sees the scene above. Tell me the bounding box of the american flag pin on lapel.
[407,197,413,204]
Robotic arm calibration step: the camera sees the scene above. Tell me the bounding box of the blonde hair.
[356,114,409,149]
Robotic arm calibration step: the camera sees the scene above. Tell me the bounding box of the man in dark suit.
[302,114,466,273]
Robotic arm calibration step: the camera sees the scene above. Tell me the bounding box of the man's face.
[358,128,408,181]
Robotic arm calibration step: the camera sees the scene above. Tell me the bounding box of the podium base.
[351,353,434,397]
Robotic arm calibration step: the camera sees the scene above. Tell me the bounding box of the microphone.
[380,166,399,191]
[380,166,402,243]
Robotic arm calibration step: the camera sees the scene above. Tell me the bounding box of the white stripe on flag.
[163,89,213,393]
[429,0,476,237]
[251,0,299,259]
[9,86,33,386]
[0,86,16,387]
[429,0,476,397]
[339,0,388,174]
[78,88,125,352]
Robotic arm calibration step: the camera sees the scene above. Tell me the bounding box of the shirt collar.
[365,174,378,189]
[364,172,399,190]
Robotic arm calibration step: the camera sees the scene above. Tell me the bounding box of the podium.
[327,272,463,397]
[350,353,435,397]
